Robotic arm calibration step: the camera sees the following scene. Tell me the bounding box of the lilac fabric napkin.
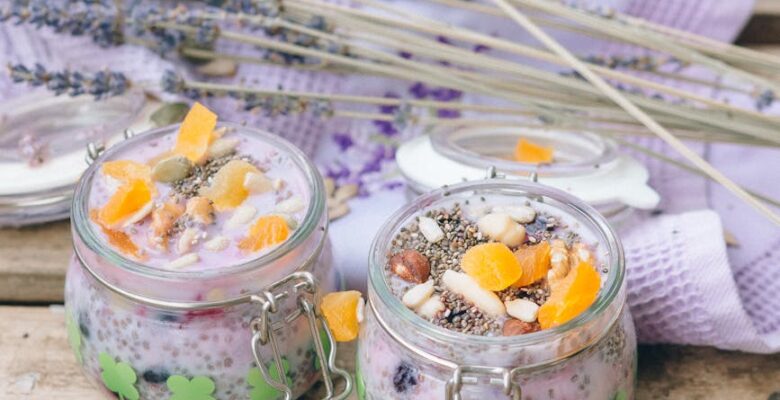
[2,0,778,354]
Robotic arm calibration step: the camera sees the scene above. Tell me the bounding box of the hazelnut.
[502,319,541,336]
[388,249,430,283]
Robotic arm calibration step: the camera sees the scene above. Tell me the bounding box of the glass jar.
[396,125,659,224]
[357,180,636,399]
[0,89,155,227]
[64,124,352,400]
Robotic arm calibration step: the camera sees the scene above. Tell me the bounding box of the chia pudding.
[64,103,339,399]
[357,180,636,399]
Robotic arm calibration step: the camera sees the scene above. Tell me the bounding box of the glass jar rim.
[368,179,625,348]
[71,122,326,281]
[429,125,619,176]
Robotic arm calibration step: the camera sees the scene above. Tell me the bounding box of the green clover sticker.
[167,375,216,400]
[613,389,628,400]
[98,352,139,400]
[65,312,82,364]
[247,357,292,400]
[314,328,332,371]
[355,357,366,400]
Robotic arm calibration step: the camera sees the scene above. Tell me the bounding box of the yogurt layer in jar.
[357,180,636,399]
[64,103,350,400]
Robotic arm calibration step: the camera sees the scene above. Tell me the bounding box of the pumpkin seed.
[152,155,192,183]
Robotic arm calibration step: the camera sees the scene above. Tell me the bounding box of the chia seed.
[171,152,256,199]
[434,291,501,336]
[497,281,550,305]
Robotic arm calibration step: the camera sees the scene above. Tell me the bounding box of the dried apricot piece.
[98,179,153,228]
[173,102,218,163]
[101,160,151,183]
[200,160,259,211]
[537,261,600,329]
[238,215,290,252]
[514,138,553,164]
[89,210,145,260]
[461,242,522,291]
[320,291,363,342]
[512,242,551,287]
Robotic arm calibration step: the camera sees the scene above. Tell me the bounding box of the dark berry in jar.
[393,361,419,393]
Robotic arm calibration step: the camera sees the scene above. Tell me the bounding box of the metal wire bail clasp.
[249,271,352,400]
[444,365,521,400]
[84,129,136,165]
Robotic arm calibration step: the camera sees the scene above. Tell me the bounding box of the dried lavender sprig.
[7,63,129,99]
[129,7,220,54]
[0,0,123,47]
[162,69,335,118]
[204,0,283,17]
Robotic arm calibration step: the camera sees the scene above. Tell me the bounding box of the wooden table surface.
[4,5,780,400]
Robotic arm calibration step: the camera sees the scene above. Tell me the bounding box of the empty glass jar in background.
[64,123,352,400]
[396,125,659,225]
[357,180,636,399]
[0,89,155,227]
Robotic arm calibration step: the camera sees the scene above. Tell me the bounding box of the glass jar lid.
[396,125,660,210]
[0,89,155,226]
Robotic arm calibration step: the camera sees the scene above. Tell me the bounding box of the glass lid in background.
[0,89,156,226]
[397,124,660,213]
[429,125,619,177]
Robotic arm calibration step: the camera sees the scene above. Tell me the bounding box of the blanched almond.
[207,137,240,159]
[329,202,350,221]
[418,216,444,243]
[225,205,256,229]
[492,205,536,224]
[167,253,199,269]
[477,213,526,247]
[333,183,359,203]
[243,172,273,194]
[417,295,445,319]
[177,227,201,254]
[275,196,305,214]
[441,270,505,317]
[356,297,366,323]
[324,178,336,197]
[203,235,230,252]
[500,223,526,247]
[505,298,540,323]
[402,280,435,309]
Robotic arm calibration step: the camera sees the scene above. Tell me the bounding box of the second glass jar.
[357,180,636,399]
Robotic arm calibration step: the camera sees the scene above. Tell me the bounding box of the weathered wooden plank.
[0,305,356,400]
[1,306,778,400]
[737,1,780,44]
[755,0,780,16]
[0,221,71,303]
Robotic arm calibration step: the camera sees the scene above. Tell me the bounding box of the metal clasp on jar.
[85,129,136,165]
[445,365,521,400]
[249,271,353,400]
[485,165,538,183]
